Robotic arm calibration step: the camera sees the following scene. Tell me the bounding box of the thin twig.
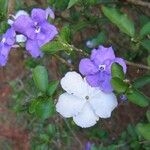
[126,0,150,9]
[7,0,16,17]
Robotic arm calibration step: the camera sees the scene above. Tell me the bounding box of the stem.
[7,0,16,17]
[125,0,150,9]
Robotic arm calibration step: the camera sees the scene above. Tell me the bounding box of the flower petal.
[91,46,115,66]
[45,7,55,19]
[86,73,101,87]
[90,91,118,118]
[16,34,27,43]
[56,93,86,118]
[31,8,46,23]
[13,15,33,35]
[61,72,88,98]
[79,58,98,76]
[26,39,42,58]
[73,103,99,128]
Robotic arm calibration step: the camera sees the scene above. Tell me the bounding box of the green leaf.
[35,98,55,120]
[47,124,56,136]
[47,80,59,96]
[111,77,128,93]
[133,75,150,88]
[136,123,150,140]
[146,110,150,122]
[126,88,149,107]
[33,66,48,92]
[141,39,150,51]
[41,41,65,54]
[60,26,72,43]
[102,6,135,37]
[0,21,9,34]
[39,134,49,143]
[140,22,150,38]
[111,63,125,80]
[147,55,150,66]
[67,0,78,9]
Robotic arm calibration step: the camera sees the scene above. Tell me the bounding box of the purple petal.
[31,8,46,23]
[26,39,42,58]
[0,55,7,66]
[79,58,98,76]
[85,142,91,150]
[26,27,36,40]
[113,57,127,73]
[100,73,113,93]
[0,45,11,56]
[13,15,33,35]
[91,45,115,66]
[45,7,55,19]
[4,28,16,45]
[86,72,101,87]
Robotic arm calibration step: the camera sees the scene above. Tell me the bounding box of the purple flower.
[85,142,91,150]
[13,8,58,58]
[0,28,16,66]
[79,45,127,93]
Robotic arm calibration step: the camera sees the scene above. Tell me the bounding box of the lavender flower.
[0,28,16,66]
[13,8,58,58]
[85,142,91,150]
[79,45,127,93]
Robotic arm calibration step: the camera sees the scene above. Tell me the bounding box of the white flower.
[56,71,118,128]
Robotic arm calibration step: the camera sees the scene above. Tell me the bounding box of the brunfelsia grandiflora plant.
[1,0,150,149]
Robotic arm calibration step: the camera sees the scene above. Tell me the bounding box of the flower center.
[35,26,41,33]
[1,38,6,43]
[85,96,89,100]
[99,64,106,71]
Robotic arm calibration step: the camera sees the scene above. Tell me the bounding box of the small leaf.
[33,66,48,92]
[146,110,150,122]
[126,88,149,107]
[111,63,125,79]
[67,0,78,9]
[47,80,59,96]
[35,98,55,119]
[136,123,150,140]
[60,26,72,43]
[141,39,150,51]
[140,22,150,38]
[102,6,135,37]
[111,77,128,93]
[133,75,150,88]
[41,41,65,54]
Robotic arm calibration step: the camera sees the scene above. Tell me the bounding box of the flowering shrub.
[0,0,150,149]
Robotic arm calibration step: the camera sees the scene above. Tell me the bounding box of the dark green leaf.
[0,21,9,34]
[33,66,48,92]
[67,0,78,9]
[102,6,135,37]
[111,63,125,79]
[41,41,65,54]
[126,88,149,107]
[141,39,150,51]
[136,123,150,140]
[47,80,59,96]
[133,75,150,88]
[140,22,150,38]
[60,26,72,43]
[146,110,150,122]
[111,77,128,93]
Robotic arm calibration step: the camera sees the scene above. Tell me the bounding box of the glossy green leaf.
[47,80,59,96]
[136,123,150,140]
[111,63,125,79]
[41,41,65,54]
[67,0,78,9]
[102,6,135,37]
[133,75,150,88]
[33,66,48,92]
[126,88,149,107]
[111,77,128,93]
[140,22,150,38]
[141,39,150,51]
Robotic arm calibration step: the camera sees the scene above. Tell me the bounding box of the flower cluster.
[0,8,57,66]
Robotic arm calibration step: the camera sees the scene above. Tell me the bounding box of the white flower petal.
[56,93,86,118]
[16,34,27,43]
[15,10,29,19]
[73,103,99,128]
[7,19,14,25]
[61,72,88,98]
[90,91,118,118]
